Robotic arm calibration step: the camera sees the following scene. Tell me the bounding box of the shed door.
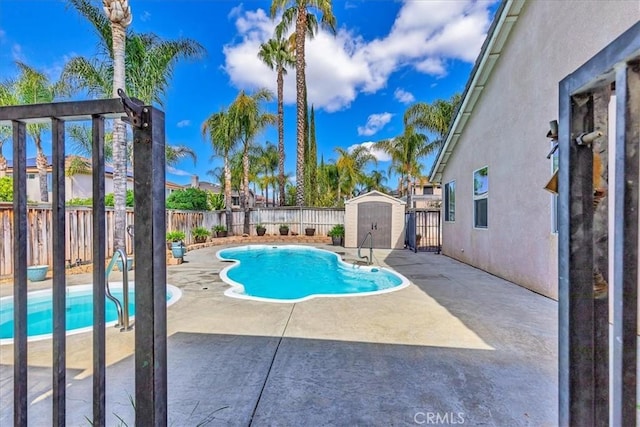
[357,201,392,249]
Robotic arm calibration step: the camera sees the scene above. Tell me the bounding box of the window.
[423,186,434,195]
[473,167,488,228]
[444,181,455,222]
[231,196,240,206]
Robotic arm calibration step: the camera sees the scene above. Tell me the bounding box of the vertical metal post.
[51,117,67,425]
[92,115,106,427]
[12,120,28,427]
[133,106,167,426]
[558,92,596,425]
[612,61,639,427]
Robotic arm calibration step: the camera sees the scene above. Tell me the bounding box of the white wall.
[440,1,639,299]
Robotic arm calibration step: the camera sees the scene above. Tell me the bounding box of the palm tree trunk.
[224,155,233,235]
[35,139,49,202]
[0,154,6,178]
[294,5,307,206]
[111,19,128,252]
[277,66,286,206]
[242,143,250,234]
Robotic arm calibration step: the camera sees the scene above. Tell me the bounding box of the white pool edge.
[0,283,182,345]
[216,244,411,304]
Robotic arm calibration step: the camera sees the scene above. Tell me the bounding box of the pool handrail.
[105,249,132,331]
[357,232,373,265]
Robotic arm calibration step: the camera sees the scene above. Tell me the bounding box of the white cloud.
[357,112,393,136]
[166,166,193,177]
[12,43,24,61]
[0,29,6,41]
[223,0,495,112]
[140,11,151,22]
[394,88,415,104]
[348,141,392,162]
[176,119,191,128]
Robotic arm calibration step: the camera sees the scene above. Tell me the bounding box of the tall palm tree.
[227,89,276,233]
[270,0,336,206]
[4,62,64,201]
[103,0,132,251]
[404,93,461,147]
[202,110,237,233]
[258,36,295,206]
[334,145,376,203]
[65,0,205,250]
[375,126,431,207]
[256,142,279,206]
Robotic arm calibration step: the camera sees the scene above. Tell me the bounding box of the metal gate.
[558,22,639,426]
[357,201,392,248]
[0,93,168,426]
[405,209,441,253]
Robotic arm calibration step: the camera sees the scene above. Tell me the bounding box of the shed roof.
[429,0,525,183]
[344,190,405,205]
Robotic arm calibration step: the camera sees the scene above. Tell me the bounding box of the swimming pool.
[217,245,410,302]
[0,283,182,344]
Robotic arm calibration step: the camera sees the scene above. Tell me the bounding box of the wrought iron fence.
[404,209,441,253]
[0,94,167,426]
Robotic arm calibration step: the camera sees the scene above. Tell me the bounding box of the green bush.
[166,230,185,242]
[166,187,210,211]
[209,192,225,210]
[213,224,226,232]
[191,226,211,238]
[67,197,93,206]
[0,176,13,202]
[328,224,345,237]
[105,190,134,207]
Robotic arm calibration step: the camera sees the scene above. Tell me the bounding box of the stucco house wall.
[437,1,639,299]
[344,191,405,249]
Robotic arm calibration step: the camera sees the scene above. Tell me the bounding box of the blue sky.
[0,0,498,189]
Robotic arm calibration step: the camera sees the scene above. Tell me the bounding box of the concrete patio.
[0,243,557,426]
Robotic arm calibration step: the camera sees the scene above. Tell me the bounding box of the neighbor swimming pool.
[0,283,182,344]
[217,245,409,302]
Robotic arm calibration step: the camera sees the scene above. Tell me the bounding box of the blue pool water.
[217,245,409,302]
[0,284,182,342]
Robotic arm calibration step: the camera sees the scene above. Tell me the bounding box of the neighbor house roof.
[429,0,525,183]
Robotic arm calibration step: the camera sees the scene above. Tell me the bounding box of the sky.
[0,0,499,189]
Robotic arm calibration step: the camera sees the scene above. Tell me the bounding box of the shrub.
[256,223,266,230]
[166,187,210,211]
[328,224,345,237]
[279,224,289,230]
[192,226,211,238]
[213,225,227,232]
[67,197,93,206]
[105,190,134,207]
[166,230,185,242]
[0,177,13,202]
[209,192,225,210]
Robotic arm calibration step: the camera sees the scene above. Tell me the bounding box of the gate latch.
[118,88,149,130]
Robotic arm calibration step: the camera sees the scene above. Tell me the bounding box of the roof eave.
[429,0,525,183]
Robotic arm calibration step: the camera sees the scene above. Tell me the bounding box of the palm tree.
[3,62,64,201]
[258,36,295,206]
[102,0,131,252]
[375,126,431,207]
[334,145,377,203]
[227,89,276,234]
[202,110,237,233]
[65,0,205,250]
[256,142,279,206]
[404,93,461,147]
[270,0,336,206]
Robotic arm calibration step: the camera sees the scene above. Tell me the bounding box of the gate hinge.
[118,88,150,130]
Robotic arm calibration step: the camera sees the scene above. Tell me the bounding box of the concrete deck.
[0,243,557,426]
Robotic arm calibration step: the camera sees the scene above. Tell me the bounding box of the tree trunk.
[224,155,233,235]
[35,141,49,203]
[242,143,250,234]
[277,66,286,206]
[0,154,6,177]
[111,22,128,252]
[294,6,307,206]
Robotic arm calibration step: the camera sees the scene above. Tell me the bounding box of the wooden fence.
[0,204,344,277]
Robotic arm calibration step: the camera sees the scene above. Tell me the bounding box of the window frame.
[444,180,455,222]
[473,166,488,229]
